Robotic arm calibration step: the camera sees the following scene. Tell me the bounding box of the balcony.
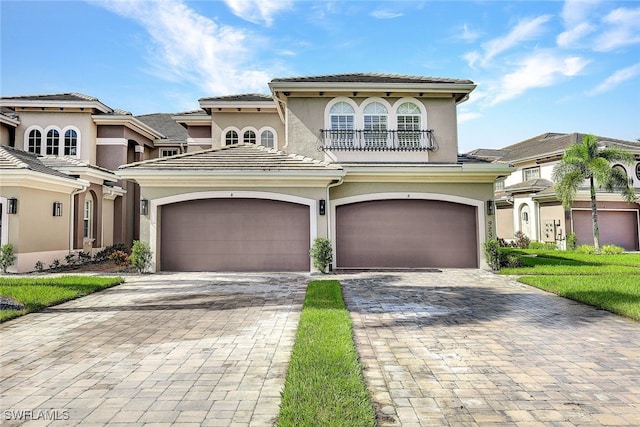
[320,129,436,151]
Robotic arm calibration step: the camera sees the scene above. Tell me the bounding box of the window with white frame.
[363,102,388,148]
[46,129,60,155]
[64,129,78,155]
[494,179,505,191]
[225,130,238,145]
[160,148,179,157]
[329,101,355,147]
[83,199,92,239]
[523,166,540,181]
[27,129,42,153]
[243,130,256,144]
[260,130,275,148]
[397,102,421,148]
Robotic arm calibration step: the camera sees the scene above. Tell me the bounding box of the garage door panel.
[336,199,478,268]
[573,210,639,250]
[161,198,310,271]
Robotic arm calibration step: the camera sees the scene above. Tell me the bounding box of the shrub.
[94,243,130,262]
[601,244,624,255]
[505,254,523,268]
[78,251,92,263]
[309,238,333,273]
[483,239,503,271]
[129,240,152,273]
[49,259,61,270]
[576,244,596,254]
[528,241,544,250]
[65,253,77,266]
[497,237,511,247]
[108,250,130,266]
[0,243,17,273]
[34,260,44,272]
[566,232,577,251]
[513,231,531,249]
[529,241,558,250]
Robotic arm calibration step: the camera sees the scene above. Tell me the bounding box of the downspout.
[69,183,89,253]
[326,177,344,271]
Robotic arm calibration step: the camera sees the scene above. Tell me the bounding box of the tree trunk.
[590,176,600,253]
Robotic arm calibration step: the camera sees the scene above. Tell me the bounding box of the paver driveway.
[0,273,307,426]
[339,270,640,426]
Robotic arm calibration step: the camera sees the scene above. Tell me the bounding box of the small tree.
[309,238,333,273]
[129,240,152,273]
[553,134,636,253]
[0,243,17,273]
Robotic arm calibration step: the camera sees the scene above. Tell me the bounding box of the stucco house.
[469,133,640,250]
[2,73,513,273]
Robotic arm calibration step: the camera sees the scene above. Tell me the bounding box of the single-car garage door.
[161,198,310,271]
[336,199,478,268]
[572,210,639,251]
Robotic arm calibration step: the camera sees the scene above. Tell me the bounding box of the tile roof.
[40,156,117,177]
[0,146,76,180]
[199,94,273,102]
[271,73,474,85]
[120,144,342,172]
[503,179,553,193]
[136,113,188,142]
[1,93,99,102]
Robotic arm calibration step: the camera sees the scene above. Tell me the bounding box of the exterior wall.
[14,111,97,163]
[0,125,13,146]
[102,198,115,247]
[539,202,565,244]
[496,206,514,240]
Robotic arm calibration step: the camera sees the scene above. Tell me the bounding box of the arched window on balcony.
[329,101,355,149]
[397,102,422,149]
[363,102,388,149]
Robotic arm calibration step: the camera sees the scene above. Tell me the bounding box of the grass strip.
[0,276,123,322]
[518,274,640,320]
[278,280,376,427]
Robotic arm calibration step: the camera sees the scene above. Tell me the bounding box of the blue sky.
[1,0,639,152]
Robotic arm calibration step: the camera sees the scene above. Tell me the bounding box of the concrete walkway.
[0,273,307,426]
[339,270,640,426]
[1,270,639,426]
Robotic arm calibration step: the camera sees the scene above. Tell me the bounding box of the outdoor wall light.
[319,199,326,215]
[140,198,149,216]
[7,198,18,214]
[53,201,63,217]
[486,200,495,216]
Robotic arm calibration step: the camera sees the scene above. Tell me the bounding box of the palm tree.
[552,134,637,253]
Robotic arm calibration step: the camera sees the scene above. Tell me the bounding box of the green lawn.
[0,276,124,322]
[499,249,640,320]
[277,280,376,427]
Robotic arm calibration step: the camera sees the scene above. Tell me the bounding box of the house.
[118,73,513,272]
[470,133,640,250]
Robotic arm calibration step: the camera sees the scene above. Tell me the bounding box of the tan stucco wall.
[496,206,515,240]
[102,198,115,247]
[210,112,284,149]
[0,125,12,146]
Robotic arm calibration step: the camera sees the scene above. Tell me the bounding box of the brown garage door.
[336,199,478,268]
[572,210,639,250]
[161,198,310,271]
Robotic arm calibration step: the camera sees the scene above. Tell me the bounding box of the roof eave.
[92,115,165,140]
[0,99,113,114]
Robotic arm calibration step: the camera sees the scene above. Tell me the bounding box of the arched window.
[397,102,421,148]
[260,130,275,148]
[225,130,238,145]
[46,129,60,155]
[612,164,628,185]
[329,101,355,148]
[243,130,256,144]
[363,102,388,149]
[27,129,42,154]
[64,129,78,156]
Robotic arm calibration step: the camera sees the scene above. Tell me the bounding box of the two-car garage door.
[161,198,310,271]
[336,199,478,268]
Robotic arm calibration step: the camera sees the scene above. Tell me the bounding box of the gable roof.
[199,94,273,102]
[0,145,78,180]
[136,113,188,143]
[271,73,473,84]
[119,144,343,172]
[40,156,119,182]
[0,93,114,114]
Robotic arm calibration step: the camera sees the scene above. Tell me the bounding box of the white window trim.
[44,125,62,156]
[61,126,81,158]
[391,98,428,130]
[222,126,240,146]
[241,127,258,144]
[24,125,44,154]
[160,148,179,157]
[258,126,278,149]
[83,199,93,239]
[324,97,359,130]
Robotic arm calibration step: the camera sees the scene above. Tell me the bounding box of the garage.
[335,199,478,268]
[572,210,639,251]
[161,198,310,271]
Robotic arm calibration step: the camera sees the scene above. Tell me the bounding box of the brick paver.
[0,273,306,426]
[339,270,640,426]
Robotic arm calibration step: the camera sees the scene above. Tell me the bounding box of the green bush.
[129,240,152,273]
[94,243,130,262]
[529,241,558,250]
[576,244,596,254]
[566,232,578,251]
[505,254,523,268]
[601,244,624,255]
[513,231,530,249]
[0,243,17,273]
[34,261,44,272]
[483,239,503,271]
[309,238,333,273]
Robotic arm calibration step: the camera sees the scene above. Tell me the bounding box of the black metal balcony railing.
[319,129,436,151]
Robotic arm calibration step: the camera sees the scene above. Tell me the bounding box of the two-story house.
[470,133,640,250]
[118,73,513,272]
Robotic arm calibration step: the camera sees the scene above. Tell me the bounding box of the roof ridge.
[0,146,29,169]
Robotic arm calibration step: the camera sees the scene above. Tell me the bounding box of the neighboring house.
[470,133,640,251]
[119,73,513,272]
[0,93,168,272]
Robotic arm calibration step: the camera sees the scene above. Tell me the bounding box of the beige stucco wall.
[496,206,515,240]
[14,111,98,164]
[210,112,284,149]
[102,198,115,247]
[0,125,12,146]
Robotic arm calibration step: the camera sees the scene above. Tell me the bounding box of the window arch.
[362,101,388,149]
[327,99,356,149]
[46,128,60,155]
[243,130,256,144]
[63,128,79,156]
[26,128,42,154]
[225,130,239,145]
[394,99,426,149]
[260,129,276,148]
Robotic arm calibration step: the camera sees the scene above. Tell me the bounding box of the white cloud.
[557,22,595,48]
[370,9,403,19]
[560,0,600,26]
[458,24,480,42]
[464,15,552,67]
[94,0,275,96]
[589,63,640,95]
[489,52,589,105]
[224,0,293,26]
[458,111,482,123]
[594,7,640,51]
